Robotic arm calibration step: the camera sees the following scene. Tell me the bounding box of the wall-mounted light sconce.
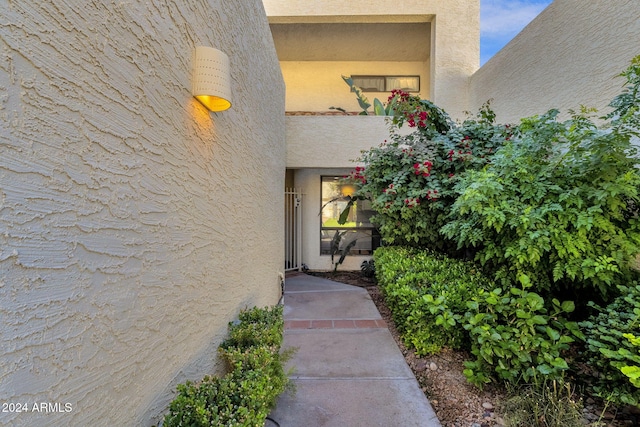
[340,184,356,197]
[192,46,232,112]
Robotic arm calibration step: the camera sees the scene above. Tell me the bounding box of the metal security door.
[284,188,302,271]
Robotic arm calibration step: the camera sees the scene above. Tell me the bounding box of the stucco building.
[270,0,640,271]
[0,0,638,425]
[1,1,284,426]
[265,0,481,271]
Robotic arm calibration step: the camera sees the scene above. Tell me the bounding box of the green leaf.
[546,327,561,341]
[373,98,386,116]
[338,198,355,225]
[551,357,569,370]
[561,300,576,313]
[530,315,548,325]
[537,364,553,375]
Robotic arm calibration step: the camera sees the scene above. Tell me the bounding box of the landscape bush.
[350,56,640,304]
[374,246,581,387]
[441,108,640,301]
[580,283,640,407]
[463,285,581,387]
[353,98,509,254]
[355,57,640,401]
[374,246,493,355]
[163,305,290,427]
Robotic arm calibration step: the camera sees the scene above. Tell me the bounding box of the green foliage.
[349,56,640,397]
[463,285,580,387]
[353,99,509,253]
[442,110,640,298]
[374,246,493,355]
[580,284,640,407]
[604,55,640,135]
[329,229,359,272]
[442,57,640,298]
[621,333,640,388]
[502,379,584,427]
[335,75,396,115]
[220,305,284,350]
[163,306,291,427]
[360,258,376,278]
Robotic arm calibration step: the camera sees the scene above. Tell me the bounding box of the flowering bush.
[351,96,510,253]
[387,89,452,136]
[349,57,640,299]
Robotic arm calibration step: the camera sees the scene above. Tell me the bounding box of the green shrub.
[621,333,640,389]
[442,57,640,299]
[374,246,493,354]
[580,283,640,407]
[163,305,290,427]
[352,99,509,254]
[220,305,284,350]
[349,57,640,303]
[463,285,581,387]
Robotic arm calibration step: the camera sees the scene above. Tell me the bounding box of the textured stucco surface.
[470,0,640,123]
[286,116,393,169]
[0,1,284,426]
[263,0,480,121]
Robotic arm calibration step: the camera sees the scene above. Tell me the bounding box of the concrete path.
[267,273,441,427]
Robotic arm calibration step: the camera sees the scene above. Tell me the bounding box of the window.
[351,75,420,93]
[320,176,380,255]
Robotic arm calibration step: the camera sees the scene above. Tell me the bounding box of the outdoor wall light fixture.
[192,46,232,112]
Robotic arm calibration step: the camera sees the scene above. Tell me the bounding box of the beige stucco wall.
[263,0,479,121]
[470,0,640,123]
[286,116,393,168]
[0,1,284,426]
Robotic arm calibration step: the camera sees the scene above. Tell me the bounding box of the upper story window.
[350,75,420,93]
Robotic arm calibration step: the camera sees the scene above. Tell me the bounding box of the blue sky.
[481,0,553,65]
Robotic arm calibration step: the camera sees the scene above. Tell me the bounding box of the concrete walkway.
[267,273,441,427]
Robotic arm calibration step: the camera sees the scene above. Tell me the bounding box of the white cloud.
[481,0,550,38]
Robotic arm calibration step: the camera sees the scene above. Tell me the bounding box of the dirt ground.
[309,271,639,427]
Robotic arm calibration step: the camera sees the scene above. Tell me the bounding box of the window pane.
[320,176,378,256]
[351,76,385,92]
[386,76,420,92]
[321,177,373,228]
[320,229,374,255]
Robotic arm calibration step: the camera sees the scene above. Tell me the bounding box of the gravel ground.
[309,271,640,427]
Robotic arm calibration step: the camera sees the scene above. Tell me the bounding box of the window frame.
[350,75,420,93]
[319,176,379,256]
